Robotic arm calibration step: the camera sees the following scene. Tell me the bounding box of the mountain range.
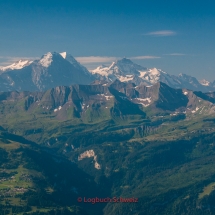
[0,51,215,92]
[1,79,215,214]
[91,58,215,92]
[1,51,215,214]
[1,79,215,160]
[1,80,215,139]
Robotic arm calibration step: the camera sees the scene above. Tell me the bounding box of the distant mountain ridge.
[0,51,214,92]
[0,52,94,92]
[90,58,215,92]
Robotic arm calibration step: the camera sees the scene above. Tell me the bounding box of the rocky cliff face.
[0,80,214,123]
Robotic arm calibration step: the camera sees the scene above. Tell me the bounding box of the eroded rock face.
[78,150,101,169]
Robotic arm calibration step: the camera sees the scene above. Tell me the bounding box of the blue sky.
[0,0,215,80]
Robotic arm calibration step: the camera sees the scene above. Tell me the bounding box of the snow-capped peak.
[60,52,67,59]
[0,59,33,72]
[90,58,149,82]
[108,62,116,69]
[39,52,76,68]
[37,51,90,76]
[108,58,147,76]
[149,68,163,75]
[39,52,53,67]
[90,65,109,76]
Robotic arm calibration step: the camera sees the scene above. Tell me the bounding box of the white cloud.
[130,56,160,60]
[75,56,118,64]
[145,30,176,36]
[164,53,186,56]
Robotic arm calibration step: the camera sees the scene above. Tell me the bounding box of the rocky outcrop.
[78,150,101,169]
